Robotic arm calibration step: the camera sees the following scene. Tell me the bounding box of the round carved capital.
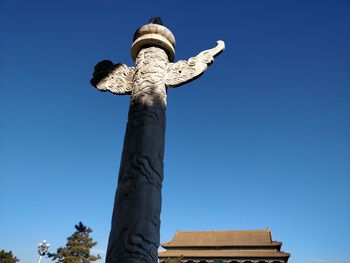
[131,23,176,62]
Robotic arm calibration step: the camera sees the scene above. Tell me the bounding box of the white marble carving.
[131,47,168,106]
[165,40,225,87]
[95,64,134,95]
[94,40,225,96]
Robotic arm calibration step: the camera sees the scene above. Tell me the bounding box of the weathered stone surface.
[91,19,225,263]
[106,46,168,263]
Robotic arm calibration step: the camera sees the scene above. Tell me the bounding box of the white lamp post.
[38,240,50,263]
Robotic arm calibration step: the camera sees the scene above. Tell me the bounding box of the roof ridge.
[175,229,270,233]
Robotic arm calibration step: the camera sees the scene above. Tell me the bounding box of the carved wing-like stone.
[165,40,225,87]
[90,60,135,95]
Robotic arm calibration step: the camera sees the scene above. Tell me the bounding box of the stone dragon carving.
[90,18,224,263]
[101,46,168,263]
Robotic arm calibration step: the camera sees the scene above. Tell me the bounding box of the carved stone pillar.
[91,18,224,263]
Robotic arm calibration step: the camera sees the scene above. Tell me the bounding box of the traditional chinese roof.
[161,229,281,248]
[159,229,290,260]
[158,249,290,259]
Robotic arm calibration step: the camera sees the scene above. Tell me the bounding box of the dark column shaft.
[106,47,167,263]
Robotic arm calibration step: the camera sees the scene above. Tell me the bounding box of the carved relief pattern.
[96,64,135,95]
[165,40,225,87]
[131,47,168,106]
[106,47,168,263]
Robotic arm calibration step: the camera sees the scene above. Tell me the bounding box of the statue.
[91,17,225,263]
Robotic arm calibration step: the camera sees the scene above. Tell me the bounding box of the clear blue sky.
[1,1,349,263]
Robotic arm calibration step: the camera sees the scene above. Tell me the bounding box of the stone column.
[105,22,174,263]
[90,18,224,263]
